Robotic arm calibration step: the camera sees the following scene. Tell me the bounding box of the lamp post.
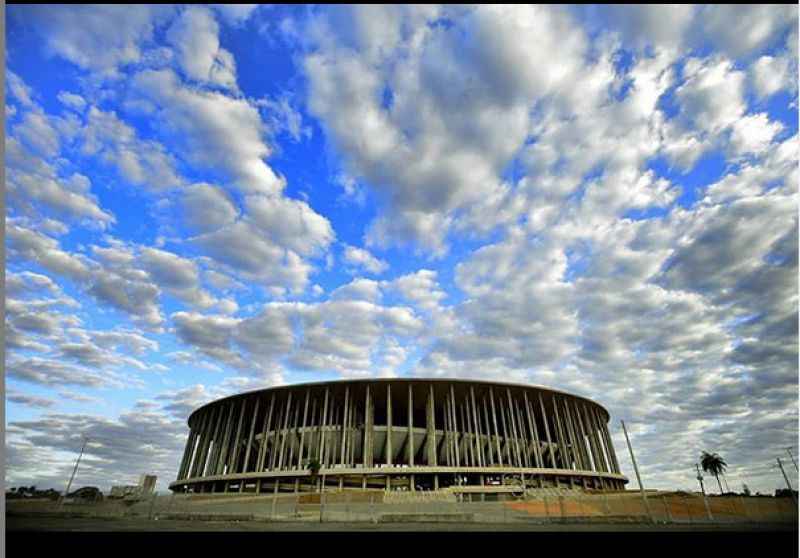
[695,463,713,521]
[59,435,88,509]
[620,420,653,523]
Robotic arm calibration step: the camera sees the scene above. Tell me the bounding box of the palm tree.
[700,451,727,494]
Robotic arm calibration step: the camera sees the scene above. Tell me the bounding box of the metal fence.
[7,491,798,526]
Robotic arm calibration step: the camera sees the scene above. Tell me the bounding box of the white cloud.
[18,5,175,75]
[166,6,238,90]
[80,107,184,190]
[180,183,239,233]
[676,57,746,134]
[342,245,388,275]
[304,5,589,253]
[132,68,284,196]
[213,4,259,27]
[700,5,796,59]
[749,55,794,99]
[57,91,87,111]
[729,113,783,157]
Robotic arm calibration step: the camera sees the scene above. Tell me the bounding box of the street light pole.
[60,435,88,508]
[785,448,798,472]
[695,463,713,520]
[620,420,654,523]
[777,457,797,505]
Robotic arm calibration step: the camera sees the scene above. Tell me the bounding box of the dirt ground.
[6,515,797,532]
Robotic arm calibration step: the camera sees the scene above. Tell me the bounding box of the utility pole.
[620,420,654,523]
[695,463,713,520]
[60,435,88,508]
[777,457,797,505]
[785,448,798,472]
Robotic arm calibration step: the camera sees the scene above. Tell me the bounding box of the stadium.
[170,379,628,494]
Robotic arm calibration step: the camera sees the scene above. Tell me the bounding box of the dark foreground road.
[6,516,798,532]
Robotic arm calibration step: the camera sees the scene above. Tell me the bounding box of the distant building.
[109,485,140,499]
[139,474,157,494]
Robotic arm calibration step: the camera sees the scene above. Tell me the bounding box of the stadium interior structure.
[170,379,628,494]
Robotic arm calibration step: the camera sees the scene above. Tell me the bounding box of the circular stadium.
[170,379,629,494]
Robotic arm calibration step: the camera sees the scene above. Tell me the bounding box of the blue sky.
[5,5,798,494]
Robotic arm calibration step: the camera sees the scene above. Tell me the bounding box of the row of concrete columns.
[176,383,622,482]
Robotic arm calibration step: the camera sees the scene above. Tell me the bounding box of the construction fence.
[7,490,798,525]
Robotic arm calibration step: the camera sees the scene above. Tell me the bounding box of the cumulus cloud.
[180,183,238,233]
[700,5,796,59]
[80,107,185,190]
[14,5,176,75]
[132,68,284,196]
[166,6,238,90]
[342,245,388,275]
[749,54,796,99]
[304,5,589,252]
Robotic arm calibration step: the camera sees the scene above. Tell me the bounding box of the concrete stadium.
[170,379,629,495]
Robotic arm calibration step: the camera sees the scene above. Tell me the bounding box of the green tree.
[700,451,727,494]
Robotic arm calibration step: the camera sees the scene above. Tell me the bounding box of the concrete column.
[386,385,393,466]
[567,398,590,470]
[469,387,484,467]
[216,402,236,475]
[178,428,196,480]
[427,384,437,466]
[449,385,461,467]
[188,416,205,479]
[506,389,523,468]
[346,393,355,466]
[523,392,542,468]
[256,394,276,472]
[461,401,473,466]
[298,389,310,469]
[287,398,301,470]
[242,396,261,474]
[318,388,329,463]
[538,392,555,469]
[364,385,374,467]
[481,396,494,466]
[277,391,293,471]
[597,410,619,473]
[592,406,615,473]
[442,395,452,466]
[582,403,605,472]
[230,398,248,473]
[407,383,414,466]
[498,392,511,466]
[489,388,503,466]
[339,386,349,467]
[307,396,318,468]
[194,408,214,477]
[322,392,333,467]
[580,402,600,471]
[514,397,531,468]
[267,399,282,471]
[561,398,581,470]
[551,395,570,469]
[589,405,609,472]
[205,405,225,475]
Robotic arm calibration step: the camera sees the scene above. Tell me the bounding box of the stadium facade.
[170,379,628,494]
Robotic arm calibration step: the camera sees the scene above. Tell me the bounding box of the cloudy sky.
[5,5,798,494]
